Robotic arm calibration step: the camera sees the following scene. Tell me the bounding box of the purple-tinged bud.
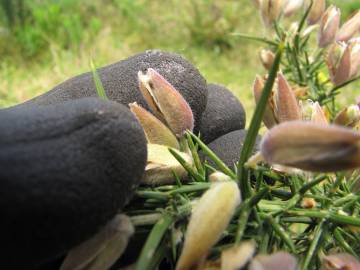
[260,0,283,27]
[307,0,325,25]
[283,0,304,17]
[327,42,352,86]
[322,253,360,270]
[275,73,302,122]
[129,103,179,149]
[138,68,194,137]
[249,252,298,270]
[261,121,360,172]
[260,49,275,70]
[318,5,341,48]
[253,75,278,129]
[337,11,360,42]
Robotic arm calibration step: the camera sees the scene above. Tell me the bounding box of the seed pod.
[176,181,241,270]
[261,121,360,172]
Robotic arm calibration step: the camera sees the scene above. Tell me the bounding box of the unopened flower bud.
[260,0,283,27]
[138,68,194,137]
[334,104,360,127]
[318,5,341,48]
[249,252,298,270]
[275,73,302,122]
[144,144,193,185]
[322,253,360,270]
[176,181,241,270]
[253,75,278,129]
[221,241,256,270]
[129,103,179,149]
[310,102,328,124]
[306,0,325,25]
[260,121,360,172]
[208,171,232,182]
[283,0,304,17]
[260,49,275,70]
[337,11,360,42]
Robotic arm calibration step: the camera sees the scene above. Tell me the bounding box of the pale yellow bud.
[176,181,241,270]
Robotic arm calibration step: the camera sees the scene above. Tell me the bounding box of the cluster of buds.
[253,72,328,129]
[253,72,360,172]
[131,68,195,184]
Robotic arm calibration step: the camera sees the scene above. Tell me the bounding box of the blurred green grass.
[0,0,359,117]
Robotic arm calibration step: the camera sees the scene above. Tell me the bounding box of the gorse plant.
[61,1,360,269]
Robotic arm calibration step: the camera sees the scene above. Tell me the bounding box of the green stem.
[301,221,324,270]
[135,213,173,270]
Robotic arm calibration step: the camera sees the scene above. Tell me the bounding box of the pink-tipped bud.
[337,11,360,42]
[260,0,283,27]
[138,68,194,137]
[129,103,179,149]
[322,253,360,270]
[260,49,275,70]
[306,0,326,25]
[327,39,360,86]
[318,5,341,48]
[283,0,304,17]
[253,75,278,129]
[260,121,360,172]
[249,252,298,270]
[275,73,302,123]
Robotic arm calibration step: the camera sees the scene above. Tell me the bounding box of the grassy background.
[0,0,359,117]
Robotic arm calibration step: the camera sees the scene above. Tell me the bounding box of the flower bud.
[310,102,328,124]
[221,241,256,270]
[249,252,298,270]
[337,11,360,42]
[144,144,193,185]
[253,75,278,129]
[260,0,283,27]
[322,253,360,270]
[60,215,134,270]
[138,68,194,137]
[327,39,360,86]
[260,121,360,172]
[129,103,179,149]
[334,104,360,127]
[275,73,302,123]
[283,0,304,17]
[208,171,232,183]
[318,5,341,48]
[176,181,241,270]
[260,49,275,70]
[306,0,325,25]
